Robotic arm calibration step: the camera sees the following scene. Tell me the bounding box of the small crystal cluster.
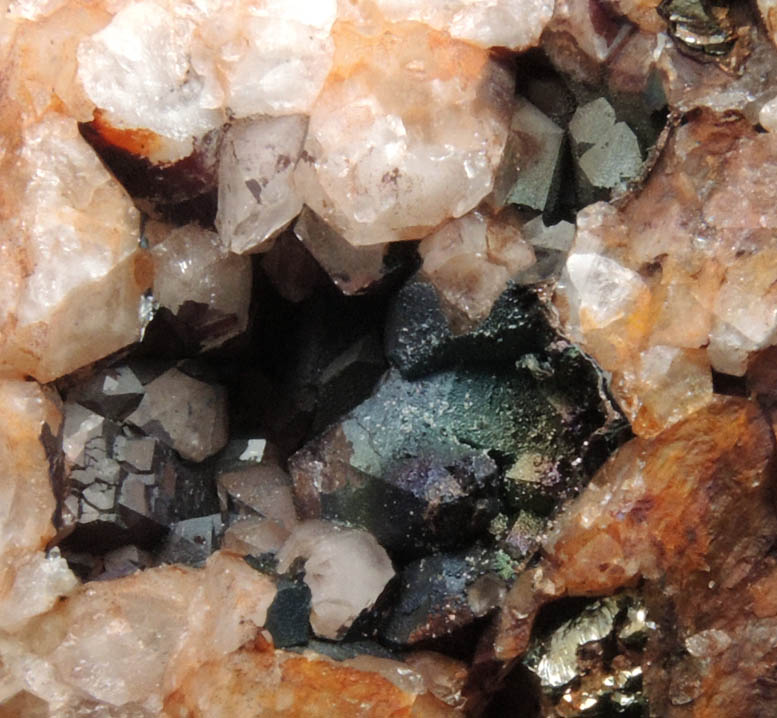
[5,0,777,715]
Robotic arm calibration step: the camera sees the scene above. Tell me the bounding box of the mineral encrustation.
[5,0,777,715]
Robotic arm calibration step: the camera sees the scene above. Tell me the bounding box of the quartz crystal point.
[492,397,777,717]
[216,115,308,254]
[0,114,149,382]
[148,221,252,350]
[76,0,337,147]
[418,208,536,323]
[1,552,275,713]
[126,367,229,462]
[293,207,393,295]
[340,0,554,51]
[556,113,777,437]
[294,20,515,246]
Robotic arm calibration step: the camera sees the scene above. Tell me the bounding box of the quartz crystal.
[126,368,229,462]
[216,115,308,254]
[556,113,777,436]
[276,520,395,640]
[148,221,252,350]
[0,379,77,633]
[418,209,535,323]
[0,115,148,382]
[8,0,777,715]
[294,20,515,246]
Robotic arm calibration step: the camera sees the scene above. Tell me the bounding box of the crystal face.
[5,0,777,715]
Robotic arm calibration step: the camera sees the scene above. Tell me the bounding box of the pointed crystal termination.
[216,115,308,254]
[276,520,395,640]
[340,0,554,51]
[556,113,777,437]
[294,20,515,246]
[126,367,228,463]
[418,208,536,325]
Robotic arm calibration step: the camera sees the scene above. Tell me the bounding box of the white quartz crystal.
[77,1,222,142]
[277,520,395,639]
[1,552,276,713]
[216,115,308,253]
[295,21,514,245]
[342,0,554,50]
[420,208,535,321]
[0,114,147,382]
[0,380,78,634]
[76,0,336,144]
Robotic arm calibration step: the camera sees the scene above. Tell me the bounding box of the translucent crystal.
[276,520,394,640]
[294,20,514,246]
[149,221,252,349]
[216,115,308,254]
[126,368,229,462]
[0,114,148,382]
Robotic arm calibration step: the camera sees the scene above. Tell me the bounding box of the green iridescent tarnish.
[658,0,736,57]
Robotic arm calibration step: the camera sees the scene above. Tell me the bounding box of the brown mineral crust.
[163,645,458,717]
[79,112,222,204]
[491,397,777,716]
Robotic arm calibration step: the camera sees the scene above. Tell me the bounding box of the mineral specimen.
[556,113,777,436]
[126,367,229,462]
[492,398,777,716]
[0,115,148,382]
[294,20,515,246]
[147,221,253,351]
[5,0,777,715]
[276,520,395,640]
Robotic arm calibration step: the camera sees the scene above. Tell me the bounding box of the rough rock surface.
[492,398,777,717]
[163,642,460,717]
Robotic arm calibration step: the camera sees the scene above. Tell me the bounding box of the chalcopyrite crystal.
[6,0,777,715]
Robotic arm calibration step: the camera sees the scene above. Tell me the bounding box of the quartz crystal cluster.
[5,0,777,715]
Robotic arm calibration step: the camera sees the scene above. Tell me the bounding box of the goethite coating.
[4,0,777,715]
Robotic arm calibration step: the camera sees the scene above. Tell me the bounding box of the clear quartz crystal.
[216,115,308,254]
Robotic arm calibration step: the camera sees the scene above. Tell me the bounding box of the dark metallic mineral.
[291,342,624,558]
[385,278,555,380]
[264,576,312,648]
[381,548,508,647]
